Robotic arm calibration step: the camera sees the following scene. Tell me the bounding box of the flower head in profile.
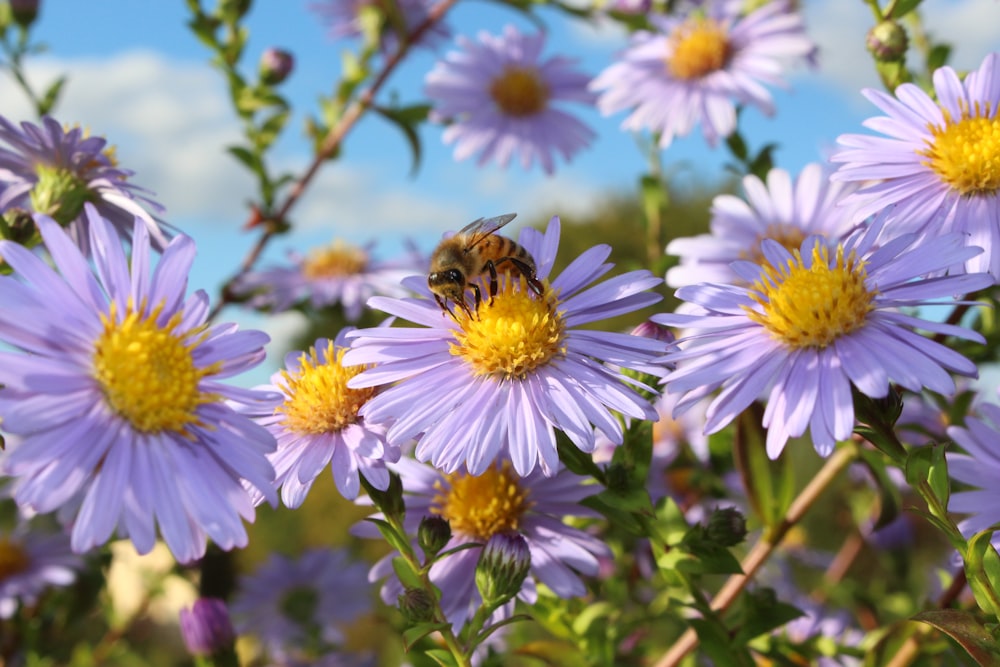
[667,163,861,287]
[0,205,277,563]
[657,218,991,459]
[590,0,816,148]
[344,216,664,477]
[240,330,400,506]
[230,547,372,662]
[355,457,609,629]
[831,52,1000,276]
[231,239,420,320]
[0,523,82,618]
[0,115,170,253]
[947,403,1000,543]
[309,0,449,51]
[424,25,596,173]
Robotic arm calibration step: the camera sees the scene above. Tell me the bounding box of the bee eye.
[446,269,464,283]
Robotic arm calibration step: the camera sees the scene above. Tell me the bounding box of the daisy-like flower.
[240,330,400,506]
[230,547,372,661]
[946,403,1000,541]
[0,115,170,253]
[656,217,991,459]
[0,205,277,563]
[232,239,420,320]
[355,457,609,629]
[590,0,816,148]
[666,163,861,287]
[309,0,449,50]
[0,524,82,618]
[831,52,1000,277]
[424,25,596,174]
[344,216,664,477]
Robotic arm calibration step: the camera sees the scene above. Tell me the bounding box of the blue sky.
[3,0,999,382]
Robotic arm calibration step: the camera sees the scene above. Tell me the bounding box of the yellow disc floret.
[93,300,219,435]
[451,277,565,380]
[0,536,30,582]
[667,17,731,80]
[301,241,368,280]
[276,341,376,434]
[490,66,549,117]
[746,241,875,348]
[432,461,533,541]
[921,103,1000,196]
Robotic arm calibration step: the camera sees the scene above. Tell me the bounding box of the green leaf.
[256,109,290,150]
[912,609,1000,666]
[689,618,755,667]
[904,442,950,509]
[965,529,1000,620]
[402,623,453,651]
[927,43,953,72]
[39,76,65,116]
[887,0,924,19]
[226,145,260,171]
[733,594,803,644]
[556,436,605,481]
[733,405,793,530]
[581,488,650,536]
[391,556,424,590]
[366,517,413,557]
[371,103,430,177]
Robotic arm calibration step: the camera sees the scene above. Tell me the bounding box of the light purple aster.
[424,25,596,174]
[0,204,278,563]
[0,523,82,618]
[230,547,372,662]
[354,456,610,630]
[239,329,400,506]
[309,0,449,50]
[232,240,421,320]
[947,403,1000,542]
[656,217,991,459]
[667,163,862,287]
[0,115,170,253]
[343,216,664,477]
[831,52,1000,277]
[179,597,236,657]
[590,0,816,148]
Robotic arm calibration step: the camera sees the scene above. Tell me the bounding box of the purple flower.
[0,115,170,253]
[309,0,449,51]
[591,0,816,148]
[831,52,1000,277]
[179,598,235,657]
[240,330,400,506]
[0,524,81,618]
[657,218,991,459]
[343,216,663,477]
[947,403,1000,540]
[425,25,596,173]
[0,205,277,563]
[355,457,610,629]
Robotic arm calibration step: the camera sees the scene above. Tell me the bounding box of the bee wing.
[459,213,517,249]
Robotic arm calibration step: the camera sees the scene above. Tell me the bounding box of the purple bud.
[9,0,39,27]
[179,597,235,657]
[259,47,294,85]
[475,531,531,607]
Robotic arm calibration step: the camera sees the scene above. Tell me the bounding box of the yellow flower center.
[743,224,809,265]
[921,104,1000,196]
[277,341,376,434]
[489,66,549,117]
[301,242,368,280]
[92,300,219,435]
[450,277,565,380]
[432,461,533,541]
[667,17,731,80]
[0,537,30,582]
[745,241,875,349]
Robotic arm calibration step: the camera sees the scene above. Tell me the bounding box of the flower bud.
[475,531,531,607]
[0,208,38,245]
[609,0,650,13]
[9,0,39,27]
[178,598,235,657]
[259,47,294,85]
[398,587,436,624]
[704,507,747,547]
[417,516,452,558]
[866,20,908,63]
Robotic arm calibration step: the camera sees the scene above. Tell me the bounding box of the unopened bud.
[630,320,675,345]
[475,531,531,607]
[866,20,908,63]
[30,164,92,225]
[417,516,452,558]
[398,587,436,624]
[259,47,294,85]
[178,598,235,657]
[609,0,650,13]
[705,507,747,547]
[9,0,39,27]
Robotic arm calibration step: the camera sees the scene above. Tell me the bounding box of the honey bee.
[428,213,544,318]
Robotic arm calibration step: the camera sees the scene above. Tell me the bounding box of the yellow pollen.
[745,241,875,349]
[450,277,565,380]
[489,66,549,117]
[667,17,731,80]
[92,300,219,435]
[432,461,533,541]
[0,537,30,582]
[276,341,376,434]
[301,241,368,280]
[921,104,1000,196]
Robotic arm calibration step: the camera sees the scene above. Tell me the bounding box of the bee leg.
[469,283,483,318]
[435,293,460,322]
[485,260,500,304]
[498,257,545,296]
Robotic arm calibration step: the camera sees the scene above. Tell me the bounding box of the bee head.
[428,268,466,298]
